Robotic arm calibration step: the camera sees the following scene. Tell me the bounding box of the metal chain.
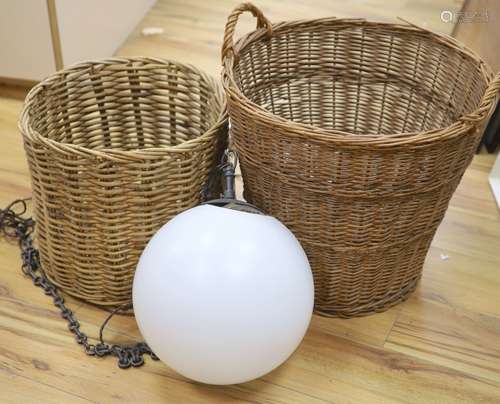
[201,148,237,201]
[0,198,159,369]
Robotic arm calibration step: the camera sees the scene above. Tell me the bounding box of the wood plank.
[0,296,328,403]
[0,371,92,404]
[386,296,500,385]
[2,293,499,404]
[115,0,462,78]
[307,309,401,347]
[0,98,31,208]
[276,327,500,403]
[431,201,500,263]
[448,154,500,220]
[0,241,85,309]
[418,246,500,317]
[385,155,500,383]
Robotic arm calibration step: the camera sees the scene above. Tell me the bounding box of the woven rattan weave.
[222,3,500,317]
[20,57,227,307]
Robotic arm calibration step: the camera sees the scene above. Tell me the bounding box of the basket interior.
[233,23,488,135]
[28,61,221,150]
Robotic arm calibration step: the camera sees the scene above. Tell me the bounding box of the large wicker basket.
[20,57,227,307]
[222,3,500,317]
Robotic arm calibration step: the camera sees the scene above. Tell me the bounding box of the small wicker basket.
[222,3,500,317]
[20,57,227,307]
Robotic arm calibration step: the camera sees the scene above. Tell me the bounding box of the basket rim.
[19,57,228,162]
[222,18,498,147]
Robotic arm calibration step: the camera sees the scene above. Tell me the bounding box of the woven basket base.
[44,271,131,308]
[46,261,420,314]
[314,277,419,318]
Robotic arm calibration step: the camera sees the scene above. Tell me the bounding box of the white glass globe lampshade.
[133,203,314,385]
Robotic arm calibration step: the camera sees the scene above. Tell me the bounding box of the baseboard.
[0,77,37,100]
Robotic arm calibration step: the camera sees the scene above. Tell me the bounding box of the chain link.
[0,198,159,369]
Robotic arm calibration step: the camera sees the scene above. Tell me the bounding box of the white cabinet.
[0,0,155,82]
[0,0,55,81]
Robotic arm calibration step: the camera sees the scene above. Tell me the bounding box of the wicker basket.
[20,57,227,307]
[222,3,500,317]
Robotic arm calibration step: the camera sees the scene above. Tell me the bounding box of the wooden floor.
[2,0,500,403]
[115,0,463,78]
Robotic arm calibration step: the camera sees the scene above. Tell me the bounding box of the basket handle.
[460,71,500,124]
[221,2,273,63]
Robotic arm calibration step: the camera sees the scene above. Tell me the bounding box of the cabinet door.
[0,0,55,81]
[55,0,155,67]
